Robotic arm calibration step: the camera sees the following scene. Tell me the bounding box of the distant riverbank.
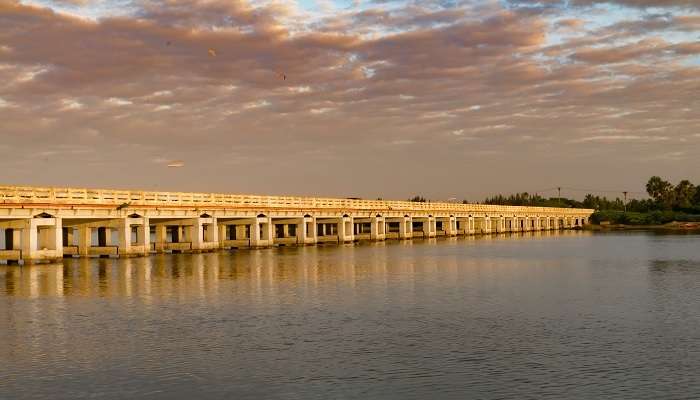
[588,210,700,231]
[586,222,700,231]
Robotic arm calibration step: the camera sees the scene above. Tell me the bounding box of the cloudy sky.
[0,0,698,201]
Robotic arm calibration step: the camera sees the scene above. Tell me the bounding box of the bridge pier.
[436,216,456,237]
[250,215,274,248]
[0,217,63,264]
[300,216,317,245]
[117,217,150,257]
[187,217,218,253]
[338,215,354,243]
[371,216,386,241]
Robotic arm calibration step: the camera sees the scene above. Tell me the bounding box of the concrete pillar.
[186,219,204,250]
[308,217,317,244]
[425,216,436,238]
[205,218,218,250]
[399,216,412,239]
[118,218,132,255]
[21,218,62,263]
[298,217,316,245]
[218,224,227,244]
[445,216,456,236]
[204,218,218,242]
[296,218,306,244]
[154,225,167,252]
[250,217,272,248]
[264,217,274,244]
[78,226,91,256]
[137,218,150,255]
[338,216,354,243]
[370,216,386,241]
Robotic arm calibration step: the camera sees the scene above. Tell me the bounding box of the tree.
[646,176,674,209]
[409,195,427,203]
[674,180,696,209]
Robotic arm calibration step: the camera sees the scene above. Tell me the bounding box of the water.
[1,231,699,399]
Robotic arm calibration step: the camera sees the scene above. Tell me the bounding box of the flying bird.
[166,41,171,46]
[208,49,217,57]
[167,160,185,168]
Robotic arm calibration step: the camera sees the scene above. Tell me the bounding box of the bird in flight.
[208,49,217,57]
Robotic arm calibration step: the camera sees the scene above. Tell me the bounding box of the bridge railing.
[0,185,593,215]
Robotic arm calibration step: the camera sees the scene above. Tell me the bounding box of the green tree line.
[482,176,700,213]
[479,177,700,225]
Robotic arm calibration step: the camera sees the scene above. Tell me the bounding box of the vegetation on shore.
[410,176,700,226]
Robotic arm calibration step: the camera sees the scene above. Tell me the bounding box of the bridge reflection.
[0,230,589,299]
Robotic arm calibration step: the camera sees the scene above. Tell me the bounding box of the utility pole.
[558,187,561,206]
[623,191,628,213]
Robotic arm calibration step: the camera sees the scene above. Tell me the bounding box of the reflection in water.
[1,231,583,300]
[3,230,699,400]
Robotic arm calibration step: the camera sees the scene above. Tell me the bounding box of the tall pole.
[623,191,628,213]
[558,187,561,206]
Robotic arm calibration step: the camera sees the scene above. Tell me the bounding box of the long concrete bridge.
[0,185,593,264]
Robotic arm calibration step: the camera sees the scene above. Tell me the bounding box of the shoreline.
[586,222,700,232]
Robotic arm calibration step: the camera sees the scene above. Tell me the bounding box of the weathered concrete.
[0,185,594,264]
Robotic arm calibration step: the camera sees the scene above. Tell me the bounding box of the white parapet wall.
[0,185,594,263]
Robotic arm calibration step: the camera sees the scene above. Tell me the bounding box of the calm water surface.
[1,231,700,399]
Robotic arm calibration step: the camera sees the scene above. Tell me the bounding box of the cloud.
[572,135,670,143]
[0,0,697,198]
[571,0,700,9]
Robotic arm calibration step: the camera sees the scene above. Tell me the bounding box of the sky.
[0,0,698,201]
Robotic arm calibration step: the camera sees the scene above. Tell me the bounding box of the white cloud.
[61,98,84,110]
[572,135,669,143]
[106,97,133,106]
[243,100,271,109]
[16,66,49,83]
[149,90,173,98]
[470,124,514,133]
[421,111,454,119]
[0,97,14,108]
[310,107,334,114]
[289,86,311,93]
